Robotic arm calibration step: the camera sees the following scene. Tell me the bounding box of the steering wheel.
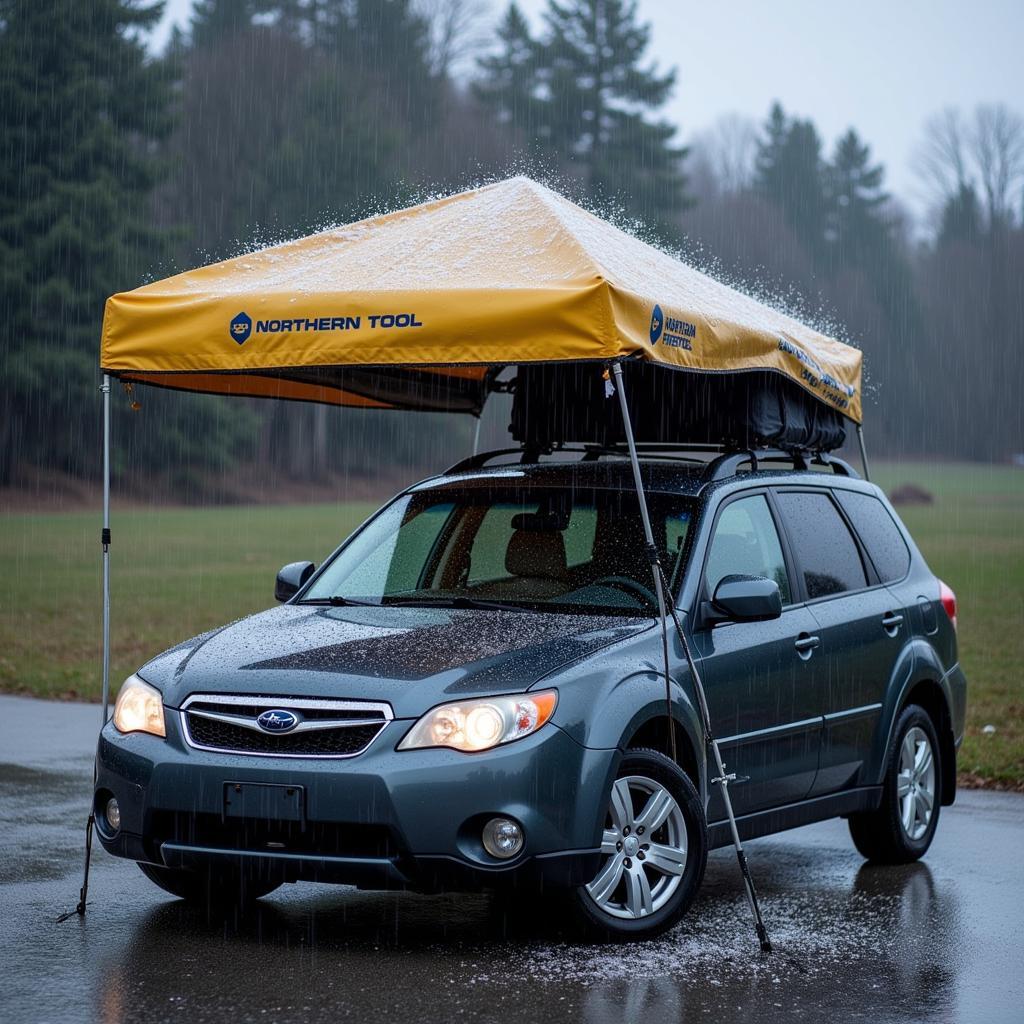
[590,575,659,609]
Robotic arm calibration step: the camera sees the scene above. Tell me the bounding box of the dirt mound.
[889,483,934,506]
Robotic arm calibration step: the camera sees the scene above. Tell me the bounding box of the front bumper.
[94,707,615,892]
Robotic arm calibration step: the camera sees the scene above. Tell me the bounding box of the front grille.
[180,695,392,758]
[187,717,382,755]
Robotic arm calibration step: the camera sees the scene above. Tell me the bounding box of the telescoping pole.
[101,375,112,724]
[855,424,871,482]
[608,365,676,764]
[609,361,772,954]
[59,376,111,922]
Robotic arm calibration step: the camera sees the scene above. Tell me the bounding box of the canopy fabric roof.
[100,176,862,423]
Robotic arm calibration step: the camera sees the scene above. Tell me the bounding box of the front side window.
[775,491,868,599]
[705,494,791,603]
[303,484,694,616]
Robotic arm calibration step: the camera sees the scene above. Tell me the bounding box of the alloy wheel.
[585,775,688,920]
[897,726,936,841]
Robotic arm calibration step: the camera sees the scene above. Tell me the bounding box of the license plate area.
[224,782,305,824]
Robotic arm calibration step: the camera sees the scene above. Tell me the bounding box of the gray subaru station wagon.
[94,448,965,939]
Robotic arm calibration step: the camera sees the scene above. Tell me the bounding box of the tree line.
[1,0,1022,497]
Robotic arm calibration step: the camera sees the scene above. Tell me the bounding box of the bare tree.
[914,103,1024,233]
[914,108,969,204]
[417,0,491,78]
[972,103,1024,228]
[690,113,759,197]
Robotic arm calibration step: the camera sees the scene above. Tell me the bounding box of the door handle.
[794,634,821,657]
[882,612,904,635]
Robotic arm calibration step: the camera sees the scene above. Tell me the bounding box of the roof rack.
[444,446,584,474]
[702,448,859,482]
[444,444,859,481]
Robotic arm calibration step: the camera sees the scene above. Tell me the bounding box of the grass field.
[871,462,1024,789]
[1,461,1021,787]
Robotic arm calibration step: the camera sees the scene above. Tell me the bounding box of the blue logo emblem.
[649,304,664,344]
[256,709,299,733]
[230,311,252,345]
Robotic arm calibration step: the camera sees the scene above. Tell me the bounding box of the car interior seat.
[502,526,570,598]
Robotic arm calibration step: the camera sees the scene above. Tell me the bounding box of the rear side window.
[775,491,867,599]
[835,491,911,582]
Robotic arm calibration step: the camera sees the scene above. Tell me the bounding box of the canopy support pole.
[856,424,871,482]
[609,364,675,764]
[101,375,112,724]
[609,361,772,954]
[59,375,111,922]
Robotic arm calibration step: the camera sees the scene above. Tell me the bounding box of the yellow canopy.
[101,176,862,422]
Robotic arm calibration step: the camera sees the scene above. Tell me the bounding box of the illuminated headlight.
[398,691,557,753]
[112,675,166,738]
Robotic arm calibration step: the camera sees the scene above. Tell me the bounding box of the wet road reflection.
[81,854,966,1024]
[0,696,1021,1024]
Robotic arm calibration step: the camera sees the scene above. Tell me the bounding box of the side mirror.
[707,574,782,624]
[275,561,315,602]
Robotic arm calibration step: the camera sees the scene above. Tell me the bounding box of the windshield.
[302,483,693,615]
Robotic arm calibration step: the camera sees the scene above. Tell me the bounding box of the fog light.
[482,817,523,859]
[105,797,121,833]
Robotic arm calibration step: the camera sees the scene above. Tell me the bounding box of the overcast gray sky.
[154,0,1024,221]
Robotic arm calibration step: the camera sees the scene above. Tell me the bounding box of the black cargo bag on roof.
[509,362,848,452]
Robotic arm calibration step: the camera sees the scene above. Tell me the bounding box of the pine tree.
[753,103,790,203]
[938,182,983,246]
[0,0,176,482]
[755,104,828,265]
[475,3,543,146]
[340,0,437,132]
[476,0,689,229]
[822,127,926,451]
[827,128,888,267]
[191,0,274,46]
[543,0,686,224]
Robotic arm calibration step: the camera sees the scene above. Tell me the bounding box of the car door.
[773,488,906,797]
[692,491,823,819]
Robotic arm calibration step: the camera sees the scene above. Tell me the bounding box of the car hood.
[139,604,650,718]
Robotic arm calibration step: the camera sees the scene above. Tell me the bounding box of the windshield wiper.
[385,596,530,612]
[300,595,531,612]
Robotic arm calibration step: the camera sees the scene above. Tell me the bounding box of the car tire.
[137,862,280,905]
[567,748,707,941]
[849,704,942,864]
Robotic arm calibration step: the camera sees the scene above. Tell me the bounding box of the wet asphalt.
[1,694,1021,1024]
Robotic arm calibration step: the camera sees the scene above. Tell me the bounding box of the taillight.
[939,580,957,631]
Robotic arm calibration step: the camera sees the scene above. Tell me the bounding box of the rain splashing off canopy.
[100,176,862,448]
